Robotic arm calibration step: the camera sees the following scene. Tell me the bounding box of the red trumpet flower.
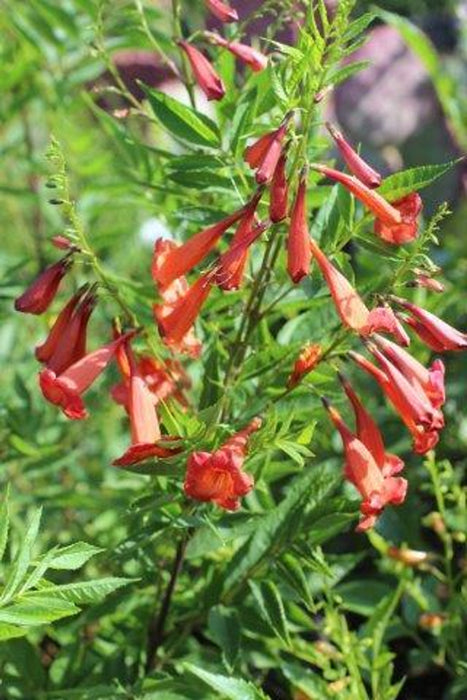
[392,297,467,351]
[184,417,261,510]
[410,272,445,293]
[39,330,136,420]
[15,255,73,315]
[37,286,97,375]
[113,344,181,467]
[338,372,404,477]
[374,335,445,409]
[244,114,292,184]
[287,344,322,388]
[211,34,267,72]
[287,171,312,283]
[178,40,225,101]
[349,350,443,454]
[205,0,238,23]
[326,122,382,189]
[269,153,289,223]
[311,164,422,245]
[35,285,88,364]
[308,238,409,345]
[152,201,257,290]
[323,399,407,532]
[154,270,213,357]
[216,217,268,291]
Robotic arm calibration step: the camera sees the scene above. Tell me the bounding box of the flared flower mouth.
[113,439,182,467]
[39,368,87,420]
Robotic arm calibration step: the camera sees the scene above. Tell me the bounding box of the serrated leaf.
[26,577,133,604]
[0,508,42,604]
[185,664,268,700]
[208,605,241,670]
[377,161,458,201]
[326,60,370,88]
[0,597,79,626]
[222,465,339,594]
[46,542,104,570]
[249,580,290,645]
[143,85,220,147]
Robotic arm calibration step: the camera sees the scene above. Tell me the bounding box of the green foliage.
[0,0,466,698]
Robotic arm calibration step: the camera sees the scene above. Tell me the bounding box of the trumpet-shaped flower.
[287,172,312,283]
[211,34,267,72]
[338,372,404,477]
[152,204,250,290]
[349,350,443,454]
[35,284,89,365]
[154,271,213,357]
[178,40,225,101]
[39,331,136,420]
[311,164,422,245]
[326,122,382,188]
[392,296,467,351]
[374,334,445,409]
[205,0,238,23]
[15,255,73,315]
[308,238,409,345]
[184,418,261,510]
[113,344,181,467]
[244,114,292,184]
[323,399,407,531]
[216,215,268,291]
[269,153,288,223]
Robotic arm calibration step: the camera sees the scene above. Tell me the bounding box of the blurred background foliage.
[0,1,466,698]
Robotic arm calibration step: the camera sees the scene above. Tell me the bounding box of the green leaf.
[143,85,221,147]
[0,597,79,626]
[208,605,241,670]
[47,542,104,570]
[377,161,458,201]
[0,485,10,562]
[0,622,28,641]
[326,60,370,88]
[249,580,290,645]
[0,508,42,604]
[26,577,133,605]
[222,465,339,594]
[185,664,268,700]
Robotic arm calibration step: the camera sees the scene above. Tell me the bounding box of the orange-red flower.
[349,349,443,454]
[154,270,213,357]
[15,255,73,315]
[178,40,225,101]
[113,344,181,467]
[39,286,97,375]
[326,122,382,189]
[311,164,422,245]
[205,0,238,22]
[308,238,409,345]
[287,344,322,388]
[411,272,445,293]
[211,34,267,72]
[374,335,445,409]
[152,204,251,290]
[338,372,404,477]
[287,171,312,283]
[392,296,467,351]
[184,417,261,510]
[244,114,292,184]
[39,330,136,420]
[215,216,268,290]
[269,153,288,223]
[35,284,88,365]
[323,399,407,532]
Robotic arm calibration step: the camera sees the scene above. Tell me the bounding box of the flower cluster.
[13,8,466,529]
